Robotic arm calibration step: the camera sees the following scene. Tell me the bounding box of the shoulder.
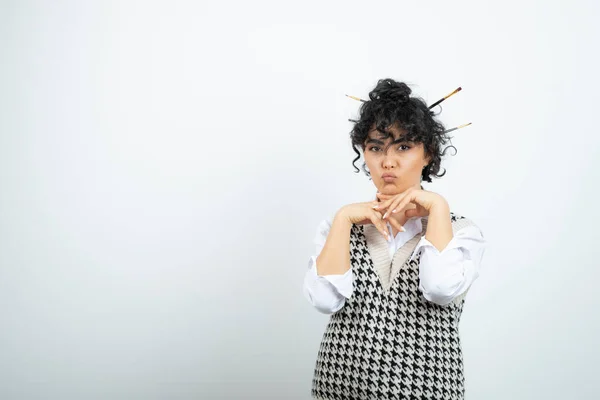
[313,212,336,241]
[317,216,333,235]
[448,211,485,238]
[422,211,483,237]
[314,211,366,241]
[448,211,474,226]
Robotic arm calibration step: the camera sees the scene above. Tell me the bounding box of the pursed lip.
[381,173,396,178]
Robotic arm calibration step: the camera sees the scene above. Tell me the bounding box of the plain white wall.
[1,0,599,399]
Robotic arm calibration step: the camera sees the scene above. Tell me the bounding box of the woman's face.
[363,124,430,195]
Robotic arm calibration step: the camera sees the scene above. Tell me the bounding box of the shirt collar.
[387,217,424,246]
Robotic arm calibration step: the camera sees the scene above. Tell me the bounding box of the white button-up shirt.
[303,215,487,314]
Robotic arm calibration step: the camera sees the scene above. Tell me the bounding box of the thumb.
[404,208,420,218]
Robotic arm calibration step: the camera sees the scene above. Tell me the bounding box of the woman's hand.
[336,201,391,241]
[374,188,448,221]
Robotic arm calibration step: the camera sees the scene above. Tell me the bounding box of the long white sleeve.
[409,225,487,305]
[302,218,352,314]
[303,216,487,312]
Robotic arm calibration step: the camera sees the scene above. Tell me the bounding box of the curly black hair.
[350,78,457,183]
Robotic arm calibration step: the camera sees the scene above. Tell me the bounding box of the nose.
[382,152,397,169]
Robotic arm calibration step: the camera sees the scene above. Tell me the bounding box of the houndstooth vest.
[312,212,476,400]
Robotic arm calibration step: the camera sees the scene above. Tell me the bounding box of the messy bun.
[368,79,411,105]
[349,78,455,183]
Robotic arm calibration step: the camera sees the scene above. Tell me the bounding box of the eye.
[368,146,381,152]
[398,144,411,151]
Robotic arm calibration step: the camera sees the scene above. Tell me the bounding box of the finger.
[370,211,390,240]
[376,192,393,200]
[405,208,428,218]
[384,193,408,219]
[369,201,384,212]
[404,207,423,218]
[390,192,413,216]
[393,197,413,217]
[372,200,390,211]
[383,199,400,219]
[387,216,406,233]
[375,194,394,205]
[379,221,391,241]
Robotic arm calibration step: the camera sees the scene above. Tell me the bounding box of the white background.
[1,0,599,399]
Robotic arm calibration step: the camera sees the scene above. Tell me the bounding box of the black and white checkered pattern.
[312,213,471,400]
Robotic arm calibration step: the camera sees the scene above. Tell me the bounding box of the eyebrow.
[365,138,384,145]
[365,137,412,146]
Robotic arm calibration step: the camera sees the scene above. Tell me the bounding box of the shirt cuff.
[308,256,354,299]
[412,226,486,305]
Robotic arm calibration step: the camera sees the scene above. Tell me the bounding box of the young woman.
[303,78,487,400]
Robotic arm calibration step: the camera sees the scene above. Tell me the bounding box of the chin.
[378,182,412,195]
[379,186,398,194]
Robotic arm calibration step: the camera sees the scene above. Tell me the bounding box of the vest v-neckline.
[363,217,429,295]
